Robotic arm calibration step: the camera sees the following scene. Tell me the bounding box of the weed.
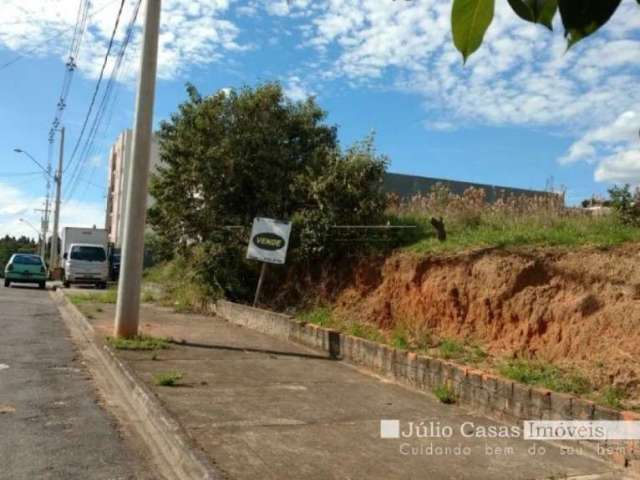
[598,386,626,410]
[299,307,334,327]
[433,384,456,404]
[153,371,183,387]
[391,324,410,350]
[68,288,118,305]
[151,353,159,361]
[106,335,170,351]
[347,323,384,343]
[96,307,104,313]
[498,359,590,395]
[388,184,640,254]
[438,339,465,359]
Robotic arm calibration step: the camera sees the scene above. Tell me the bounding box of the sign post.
[247,217,292,307]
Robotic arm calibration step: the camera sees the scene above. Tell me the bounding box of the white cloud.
[283,75,313,101]
[276,0,640,186]
[0,0,247,82]
[0,181,105,239]
[560,111,640,164]
[560,110,640,184]
[595,150,640,185]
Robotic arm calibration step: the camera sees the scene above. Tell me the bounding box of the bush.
[433,384,456,404]
[148,83,388,303]
[153,371,183,387]
[498,359,590,395]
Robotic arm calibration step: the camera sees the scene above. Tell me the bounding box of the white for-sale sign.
[246,217,292,265]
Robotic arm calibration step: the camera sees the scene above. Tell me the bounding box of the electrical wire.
[64,0,127,176]
[64,0,141,203]
[0,0,120,72]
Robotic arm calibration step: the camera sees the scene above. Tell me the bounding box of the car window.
[70,246,106,262]
[12,255,43,266]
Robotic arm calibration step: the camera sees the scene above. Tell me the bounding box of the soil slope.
[330,245,640,398]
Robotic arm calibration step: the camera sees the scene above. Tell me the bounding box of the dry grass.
[387,184,640,253]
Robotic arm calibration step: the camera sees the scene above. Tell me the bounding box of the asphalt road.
[0,282,147,479]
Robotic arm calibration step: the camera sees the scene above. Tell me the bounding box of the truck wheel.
[3,279,9,288]
[38,281,46,290]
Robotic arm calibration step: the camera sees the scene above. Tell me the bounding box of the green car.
[3,253,47,289]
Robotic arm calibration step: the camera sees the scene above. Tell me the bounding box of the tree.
[451,0,639,62]
[148,83,388,300]
[0,235,37,276]
[608,184,640,225]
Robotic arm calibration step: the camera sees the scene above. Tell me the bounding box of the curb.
[213,300,640,476]
[51,289,223,480]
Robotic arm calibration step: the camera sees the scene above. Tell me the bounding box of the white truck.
[60,227,109,289]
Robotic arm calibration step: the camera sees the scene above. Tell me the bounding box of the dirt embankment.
[323,245,640,397]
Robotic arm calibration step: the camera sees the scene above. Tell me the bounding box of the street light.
[18,218,43,255]
[13,148,53,179]
[14,148,52,259]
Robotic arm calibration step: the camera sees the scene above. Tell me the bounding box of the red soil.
[328,245,640,398]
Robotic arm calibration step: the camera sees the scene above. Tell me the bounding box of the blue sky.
[1,0,639,238]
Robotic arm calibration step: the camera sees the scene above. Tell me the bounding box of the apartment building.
[105,130,160,247]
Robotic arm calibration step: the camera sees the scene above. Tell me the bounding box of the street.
[0,283,148,480]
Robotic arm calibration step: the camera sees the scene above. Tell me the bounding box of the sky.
[0,0,639,239]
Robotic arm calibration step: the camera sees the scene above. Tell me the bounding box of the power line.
[0,0,120,72]
[65,0,142,203]
[65,0,127,175]
[48,0,90,144]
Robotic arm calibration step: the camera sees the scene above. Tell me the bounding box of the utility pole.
[50,127,64,272]
[114,0,161,338]
[41,162,52,260]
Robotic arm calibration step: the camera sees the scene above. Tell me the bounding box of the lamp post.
[18,218,43,253]
[14,149,53,260]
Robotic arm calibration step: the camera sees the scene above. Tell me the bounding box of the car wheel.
[63,281,71,288]
[39,281,46,290]
[3,279,9,288]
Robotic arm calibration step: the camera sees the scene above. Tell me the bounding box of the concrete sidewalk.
[78,301,626,480]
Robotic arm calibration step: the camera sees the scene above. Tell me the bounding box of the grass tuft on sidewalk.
[68,289,118,305]
[106,335,170,351]
[153,371,183,387]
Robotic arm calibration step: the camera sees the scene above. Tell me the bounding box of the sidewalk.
[78,300,624,480]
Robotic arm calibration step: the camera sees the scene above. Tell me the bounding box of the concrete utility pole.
[41,162,52,260]
[50,127,64,271]
[114,0,161,338]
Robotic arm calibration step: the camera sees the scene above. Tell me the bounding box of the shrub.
[433,384,456,404]
[153,371,183,387]
[148,83,388,303]
[498,359,590,395]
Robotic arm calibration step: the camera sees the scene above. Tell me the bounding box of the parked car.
[109,248,121,281]
[3,253,47,289]
[63,244,109,289]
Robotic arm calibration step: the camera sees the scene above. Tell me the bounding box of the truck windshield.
[13,255,43,265]
[70,246,106,262]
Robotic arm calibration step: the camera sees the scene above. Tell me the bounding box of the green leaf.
[451,0,495,62]
[507,0,557,30]
[558,0,622,47]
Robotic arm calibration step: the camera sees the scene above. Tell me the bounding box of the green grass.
[498,359,591,395]
[106,335,170,351]
[68,288,118,305]
[433,384,456,404]
[153,371,183,387]
[298,307,334,327]
[143,261,212,312]
[404,215,640,255]
[597,386,626,409]
[439,339,465,359]
[299,306,384,342]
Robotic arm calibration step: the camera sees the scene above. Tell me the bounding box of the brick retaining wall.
[213,300,640,474]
